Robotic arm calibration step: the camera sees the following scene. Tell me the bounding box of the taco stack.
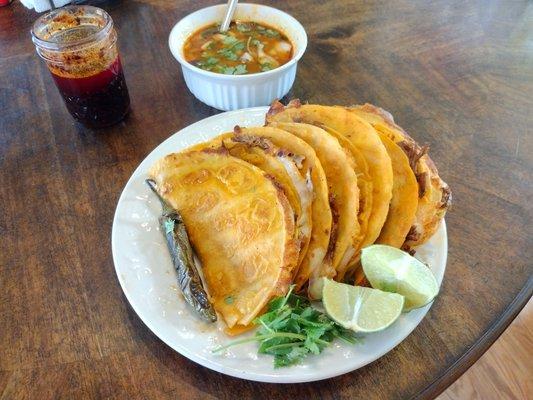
[148,99,451,330]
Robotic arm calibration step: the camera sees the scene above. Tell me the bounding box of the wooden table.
[1,1,531,398]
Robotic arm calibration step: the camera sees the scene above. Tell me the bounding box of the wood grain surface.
[438,299,532,400]
[1,1,532,399]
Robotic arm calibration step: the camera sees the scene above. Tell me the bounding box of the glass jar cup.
[32,6,130,128]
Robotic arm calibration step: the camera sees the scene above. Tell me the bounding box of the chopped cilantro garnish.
[263,29,281,38]
[217,40,245,61]
[236,23,251,32]
[212,286,359,368]
[220,64,247,75]
[221,66,236,75]
[224,296,234,305]
[260,62,273,72]
[199,56,218,65]
[196,56,219,70]
[233,64,247,75]
[222,35,240,46]
[218,50,239,61]
[205,57,219,65]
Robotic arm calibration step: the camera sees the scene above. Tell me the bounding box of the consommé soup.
[183,21,293,75]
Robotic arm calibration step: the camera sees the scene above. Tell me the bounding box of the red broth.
[184,21,293,75]
[51,57,130,128]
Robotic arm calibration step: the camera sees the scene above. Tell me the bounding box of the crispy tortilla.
[266,100,393,257]
[237,126,333,289]
[350,104,451,247]
[375,132,419,247]
[269,122,360,280]
[317,125,373,255]
[149,151,299,327]
[189,133,312,271]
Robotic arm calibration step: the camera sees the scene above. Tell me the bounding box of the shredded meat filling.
[440,185,452,209]
[202,146,229,155]
[276,148,293,158]
[287,99,302,108]
[325,194,339,260]
[232,133,273,152]
[405,225,421,243]
[266,101,286,118]
[398,140,429,172]
[400,245,416,256]
[416,171,428,198]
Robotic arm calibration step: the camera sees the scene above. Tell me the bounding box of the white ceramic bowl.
[168,3,307,111]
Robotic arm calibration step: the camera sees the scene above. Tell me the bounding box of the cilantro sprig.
[212,286,359,368]
[195,57,219,71]
[217,35,245,61]
[263,28,281,38]
[220,64,247,75]
[236,22,252,33]
[260,62,273,72]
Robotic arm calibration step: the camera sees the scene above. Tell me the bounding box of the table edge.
[414,275,533,400]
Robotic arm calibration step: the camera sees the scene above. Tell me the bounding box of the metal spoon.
[219,0,238,33]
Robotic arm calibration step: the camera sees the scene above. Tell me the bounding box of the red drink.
[32,6,130,128]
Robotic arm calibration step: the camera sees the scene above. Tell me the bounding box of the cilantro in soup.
[183,21,293,75]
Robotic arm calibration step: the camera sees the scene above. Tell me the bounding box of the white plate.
[111,107,447,383]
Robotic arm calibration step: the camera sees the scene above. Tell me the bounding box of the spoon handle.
[219,0,238,33]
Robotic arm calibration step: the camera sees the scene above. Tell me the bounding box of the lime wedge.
[322,279,404,333]
[361,244,439,312]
